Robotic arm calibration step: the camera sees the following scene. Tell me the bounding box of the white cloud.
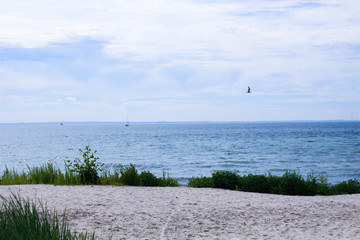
[65,97,76,102]
[1,0,358,60]
[0,0,359,122]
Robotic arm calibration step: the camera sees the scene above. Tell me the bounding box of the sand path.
[1,185,359,239]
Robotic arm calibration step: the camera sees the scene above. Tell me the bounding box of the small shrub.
[240,174,270,193]
[279,171,311,195]
[188,176,214,188]
[306,173,330,195]
[333,179,360,194]
[158,171,179,187]
[212,171,239,190]
[120,164,140,186]
[266,174,283,194]
[67,146,104,184]
[140,171,159,186]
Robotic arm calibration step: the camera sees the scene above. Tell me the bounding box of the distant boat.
[60,122,63,126]
[125,118,129,127]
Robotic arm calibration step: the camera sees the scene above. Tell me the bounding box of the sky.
[0,0,359,123]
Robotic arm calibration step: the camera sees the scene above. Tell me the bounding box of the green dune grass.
[0,193,95,240]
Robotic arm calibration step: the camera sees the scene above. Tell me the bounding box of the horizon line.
[1,119,359,125]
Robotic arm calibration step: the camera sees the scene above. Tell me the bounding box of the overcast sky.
[0,0,359,123]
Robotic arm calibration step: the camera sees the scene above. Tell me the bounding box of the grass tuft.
[120,164,141,186]
[0,162,81,185]
[0,193,95,240]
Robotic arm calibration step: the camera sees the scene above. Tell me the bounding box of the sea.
[1,122,359,184]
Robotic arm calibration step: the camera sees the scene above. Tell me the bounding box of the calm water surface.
[1,122,359,184]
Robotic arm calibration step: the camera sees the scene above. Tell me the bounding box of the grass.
[0,193,95,240]
[0,162,178,187]
[188,170,360,196]
[0,164,81,185]
[2,162,359,195]
[0,147,178,186]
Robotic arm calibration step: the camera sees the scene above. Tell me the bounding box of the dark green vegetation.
[0,146,178,187]
[66,146,104,184]
[188,170,360,196]
[0,193,94,240]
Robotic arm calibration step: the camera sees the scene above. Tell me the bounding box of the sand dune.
[1,185,359,239]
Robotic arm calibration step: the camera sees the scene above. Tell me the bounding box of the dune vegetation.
[188,170,360,196]
[0,193,96,240]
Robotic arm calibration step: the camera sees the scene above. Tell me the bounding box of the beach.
[1,185,359,240]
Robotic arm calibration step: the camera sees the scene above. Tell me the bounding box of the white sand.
[1,185,359,240]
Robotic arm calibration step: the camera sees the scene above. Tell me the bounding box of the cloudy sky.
[0,0,359,123]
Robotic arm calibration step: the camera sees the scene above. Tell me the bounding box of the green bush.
[158,171,179,187]
[333,179,360,194]
[240,174,271,193]
[212,171,239,190]
[187,170,360,196]
[306,173,331,195]
[188,176,214,188]
[67,146,104,184]
[140,171,159,186]
[279,171,309,195]
[120,164,140,186]
[0,193,94,240]
[265,174,283,194]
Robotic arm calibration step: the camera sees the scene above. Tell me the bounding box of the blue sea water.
[0,122,359,184]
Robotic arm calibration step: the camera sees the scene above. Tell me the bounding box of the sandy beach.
[1,185,359,240]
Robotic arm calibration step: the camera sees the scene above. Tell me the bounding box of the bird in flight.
[247,86,251,93]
